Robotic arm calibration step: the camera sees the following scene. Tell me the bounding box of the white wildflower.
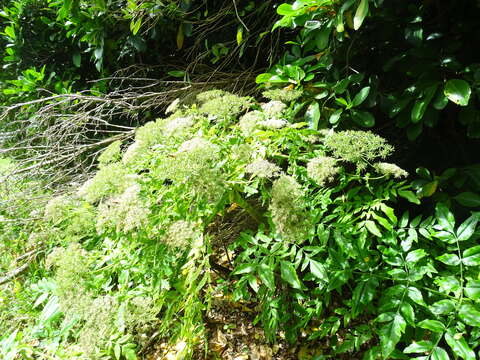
[163,220,200,248]
[258,119,289,129]
[261,100,287,117]
[96,184,150,233]
[162,116,194,137]
[165,98,180,114]
[307,156,340,186]
[246,159,281,178]
[98,140,122,166]
[374,162,409,178]
[239,111,265,136]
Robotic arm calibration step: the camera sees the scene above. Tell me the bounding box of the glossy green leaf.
[458,304,480,326]
[407,286,426,306]
[309,259,328,281]
[280,261,303,289]
[398,190,420,204]
[352,86,371,107]
[329,109,343,124]
[315,27,331,50]
[406,249,427,264]
[351,277,378,317]
[365,220,382,237]
[351,110,375,127]
[435,203,455,231]
[456,215,478,241]
[353,0,369,30]
[430,300,455,315]
[72,53,81,67]
[436,253,460,266]
[257,264,275,290]
[445,329,475,360]
[462,245,480,266]
[454,192,480,207]
[465,280,480,301]
[233,263,256,275]
[444,79,471,106]
[379,314,406,358]
[404,341,434,354]
[417,319,445,332]
[305,102,320,130]
[431,347,450,360]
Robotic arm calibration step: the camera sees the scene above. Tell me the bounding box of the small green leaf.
[465,280,480,301]
[351,110,375,127]
[456,215,478,241]
[404,341,434,354]
[233,263,257,275]
[351,277,378,317]
[73,53,81,67]
[365,220,382,237]
[398,190,420,204]
[431,347,450,360]
[329,109,343,124]
[435,203,455,230]
[454,192,480,207]
[436,253,460,266]
[305,102,321,130]
[406,249,427,264]
[407,286,426,306]
[309,259,328,282]
[353,0,369,30]
[444,79,471,106]
[168,70,186,78]
[379,314,406,358]
[255,73,273,83]
[430,300,455,315]
[417,319,445,332]
[280,261,303,289]
[257,264,275,290]
[315,27,331,50]
[445,329,475,360]
[400,302,415,325]
[462,245,480,266]
[352,86,371,107]
[458,304,480,326]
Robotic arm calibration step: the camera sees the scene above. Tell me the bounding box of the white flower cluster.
[374,162,409,178]
[245,159,281,179]
[96,184,150,233]
[161,116,194,137]
[261,101,287,117]
[258,119,288,129]
[44,195,72,223]
[77,163,134,203]
[270,175,309,242]
[162,220,200,248]
[307,156,340,186]
[239,111,265,136]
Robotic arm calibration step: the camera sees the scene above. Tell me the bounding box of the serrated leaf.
[444,79,471,106]
[436,253,460,266]
[462,245,480,266]
[353,0,369,30]
[352,86,371,107]
[445,329,475,360]
[417,319,445,332]
[456,215,478,241]
[379,314,406,358]
[459,304,480,326]
[280,261,303,289]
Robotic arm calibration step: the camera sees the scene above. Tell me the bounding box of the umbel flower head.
[261,101,287,117]
[374,162,409,178]
[270,175,310,242]
[97,140,122,166]
[96,183,150,233]
[262,88,303,103]
[307,156,340,186]
[162,220,200,248]
[323,130,394,171]
[246,159,281,179]
[239,111,265,136]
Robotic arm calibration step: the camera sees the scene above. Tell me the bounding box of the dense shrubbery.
[1,0,480,359]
